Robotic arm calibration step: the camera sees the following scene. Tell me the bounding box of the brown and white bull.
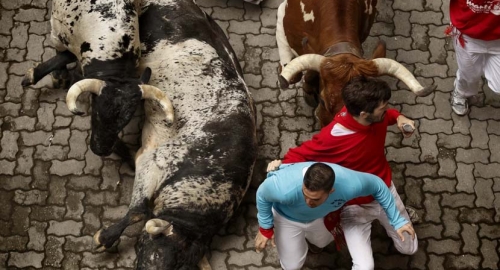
[92,0,257,269]
[277,0,436,126]
[21,0,174,160]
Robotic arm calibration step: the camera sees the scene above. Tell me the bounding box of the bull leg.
[94,146,177,251]
[94,210,147,251]
[198,255,212,270]
[22,50,77,87]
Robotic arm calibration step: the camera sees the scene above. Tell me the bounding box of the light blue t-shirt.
[257,162,408,230]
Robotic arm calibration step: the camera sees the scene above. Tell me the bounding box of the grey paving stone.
[455,148,489,163]
[36,102,56,131]
[488,134,500,163]
[397,49,430,65]
[29,20,50,35]
[5,48,26,61]
[26,34,45,61]
[423,193,441,223]
[27,221,47,251]
[5,75,24,102]
[35,145,68,161]
[11,206,31,235]
[50,159,85,176]
[0,160,16,175]
[386,147,421,163]
[45,236,64,267]
[65,190,85,220]
[437,156,456,177]
[84,149,103,176]
[474,178,494,209]
[444,254,481,269]
[246,33,276,47]
[414,223,443,239]
[47,176,67,205]
[380,35,412,50]
[419,118,453,134]
[10,22,29,49]
[8,251,44,268]
[212,7,244,20]
[261,61,279,88]
[480,238,500,269]
[244,47,263,74]
[393,0,424,11]
[47,220,82,236]
[82,206,102,235]
[64,235,93,252]
[411,25,430,51]
[229,20,261,34]
[261,117,280,145]
[460,207,495,223]
[469,120,489,149]
[14,8,47,22]
[0,175,31,190]
[228,249,264,266]
[441,193,474,208]
[428,38,447,65]
[81,251,116,268]
[116,236,137,268]
[30,205,66,222]
[0,130,19,159]
[68,130,88,160]
[428,239,461,254]
[13,189,48,205]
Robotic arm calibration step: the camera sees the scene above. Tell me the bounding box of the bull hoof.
[93,228,120,252]
[21,68,35,87]
[416,85,437,97]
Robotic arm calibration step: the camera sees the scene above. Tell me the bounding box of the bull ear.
[145,219,173,236]
[372,58,436,96]
[140,67,152,84]
[140,85,175,123]
[66,79,104,115]
[279,54,325,89]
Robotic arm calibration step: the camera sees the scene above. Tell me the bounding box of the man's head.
[302,163,335,208]
[341,76,392,124]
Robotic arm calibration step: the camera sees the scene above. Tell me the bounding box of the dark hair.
[303,163,335,192]
[341,76,391,116]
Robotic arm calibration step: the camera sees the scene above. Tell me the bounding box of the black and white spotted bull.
[21,0,174,157]
[93,0,257,269]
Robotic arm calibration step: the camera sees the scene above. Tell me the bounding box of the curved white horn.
[373,58,436,96]
[279,54,325,89]
[66,79,104,115]
[140,85,175,124]
[145,219,171,236]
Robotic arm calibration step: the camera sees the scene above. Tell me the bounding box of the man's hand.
[255,231,276,253]
[396,115,415,138]
[396,223,416,242]
[267,160,282,172]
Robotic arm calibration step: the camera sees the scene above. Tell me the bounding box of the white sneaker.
[451,90,469,116]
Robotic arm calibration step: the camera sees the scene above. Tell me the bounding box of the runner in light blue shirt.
[255,162,415,270]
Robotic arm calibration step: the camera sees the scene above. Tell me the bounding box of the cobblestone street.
[1,0,500,269]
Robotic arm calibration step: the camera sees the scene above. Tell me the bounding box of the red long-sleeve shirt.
[283,107,400,205]
[450,0,500,41]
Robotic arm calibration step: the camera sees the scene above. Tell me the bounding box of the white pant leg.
[273,209,334,270]
[376,184,418,255]
[305,216,334,248]
[484,39,500,94]
[273,209,308,270]
[276,0,296,66]
[340,203,380,270]
[453,33,486,97]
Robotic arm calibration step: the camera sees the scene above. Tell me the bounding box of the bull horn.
[373,58,436,96]
[279,54,325,89]
[66,79,105,115]
[145,218,172,236]
[140,85,175,124]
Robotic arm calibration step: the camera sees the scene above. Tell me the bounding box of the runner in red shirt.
[269,76,418,269]
[448,0,500,115]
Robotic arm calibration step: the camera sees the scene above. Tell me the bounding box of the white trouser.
[340,184,418,270]
[453,30,500,97]
[273,208,334,270]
